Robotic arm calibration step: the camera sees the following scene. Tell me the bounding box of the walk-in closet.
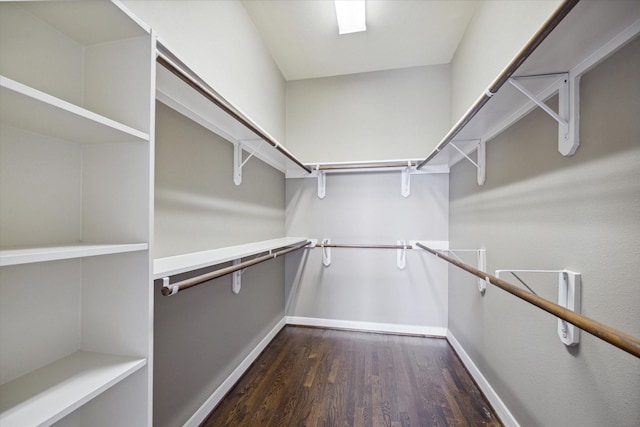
[1,1,638,426]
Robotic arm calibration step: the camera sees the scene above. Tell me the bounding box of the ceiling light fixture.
[334,0,366,35]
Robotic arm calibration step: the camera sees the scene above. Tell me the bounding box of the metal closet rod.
[416,0,580,170]
[414,243,640,359]
[311,161,417,171]
[160,240,311,296]
[156,52,312,174]
[314,243,412,249]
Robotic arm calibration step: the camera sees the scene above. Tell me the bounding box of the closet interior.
[0,1,638,426]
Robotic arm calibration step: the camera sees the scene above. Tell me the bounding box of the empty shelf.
[0,351,146,427]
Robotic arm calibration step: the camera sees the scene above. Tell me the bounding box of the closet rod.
[156,51,312,174]
[416,0,580,170]
[312,161,417,171]
[161,240,311,296]
[414,243,640,359]
[315,243,412,250]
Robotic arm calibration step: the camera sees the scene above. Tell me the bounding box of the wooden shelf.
[0,351,146,427]
[0,76,149,144]
[154,237,309,279]
[0,243,149,267]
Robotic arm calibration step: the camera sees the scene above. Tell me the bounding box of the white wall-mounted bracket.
[508,73,579,156]
[231,259,242,294]
[234,140,266,185]
[317,167,326,199]
[321,238,331,267]
[449,139,485,185]
[397,240,408,269]
[444,249,487,294]
[401,163,411,197]
[162,276,178,296]
[495,269,582,346]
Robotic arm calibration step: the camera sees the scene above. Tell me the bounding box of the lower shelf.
[0,351,146,427]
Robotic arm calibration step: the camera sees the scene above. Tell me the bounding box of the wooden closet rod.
[416,0,580,170]
[156,50,312,174]
[161,241,311,296]
[315,243,412,250]
[414,243,640,359]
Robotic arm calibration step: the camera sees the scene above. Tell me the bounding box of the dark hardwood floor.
[202,326,502,427]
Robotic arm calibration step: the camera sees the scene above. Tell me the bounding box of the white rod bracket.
[558,271,581,346]
[233,142,243,186]
[317,169,326,199]
[508,74,577,156]
[476,249,487,295]
[231,259,242,294]
[495,269,581,346]
[321,238,331,267]
[477,140,486,186]
[162,277,178,296]
[401,163,411,198]
[397,240,407,269]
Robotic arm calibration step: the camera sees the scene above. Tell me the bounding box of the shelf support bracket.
[231,259,242,294]
[317,167,326,199]
[441,249,487,294]
[401,162,411,197]
[495,269,581,346]
[449,139,485,186]
[234,140,266,185]
[321,238,331,267]
[508,74,578,156]
[397,240,407,269]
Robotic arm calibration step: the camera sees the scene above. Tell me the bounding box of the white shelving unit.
[154,237,309,279]
[0,2,154,426]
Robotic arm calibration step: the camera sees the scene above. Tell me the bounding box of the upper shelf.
[17,1,149,45]
[424,1,640,168]
[0,76,149,144]
[154,237,309,279]
[155,46,310,175]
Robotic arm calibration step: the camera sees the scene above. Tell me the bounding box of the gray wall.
[153,102,286,427]
[122,0,286,142]
[286,65,450,162]
[450,0,561,125]
[449,37,640,426]
[285,172,449,329]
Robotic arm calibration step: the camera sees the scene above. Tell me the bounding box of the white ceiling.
[242,0,477,81]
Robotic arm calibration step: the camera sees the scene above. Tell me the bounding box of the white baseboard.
[446,331,519,427]
[286,316,447,337]
[183,317,287,427]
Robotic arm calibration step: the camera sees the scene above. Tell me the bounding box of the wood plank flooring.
[201,326,502,427]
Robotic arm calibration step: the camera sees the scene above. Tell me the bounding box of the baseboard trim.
[446,331,519,427]
[183,317,287,427]
[285,316,447,337]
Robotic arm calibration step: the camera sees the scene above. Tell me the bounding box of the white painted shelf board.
[154,237,309,279]
[0,351,146,427]
[0,76,149,144]
[0,243,149,267]
[430,2,640,168]
[19,1,149,46]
